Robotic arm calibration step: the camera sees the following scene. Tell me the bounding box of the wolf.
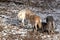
[17,8,42,31]
[17,8,34,26]
[46,16,55,34]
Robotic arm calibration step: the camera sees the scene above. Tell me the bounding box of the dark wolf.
[46,16,55,34]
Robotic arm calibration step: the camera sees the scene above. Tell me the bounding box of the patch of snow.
[55,25,60,32]
[53,9,60,13]
[0,15,10,19]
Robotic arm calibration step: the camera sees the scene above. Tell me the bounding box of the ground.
[0,2,60,40]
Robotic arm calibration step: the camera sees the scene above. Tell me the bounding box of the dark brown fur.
[46,16,55,34]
